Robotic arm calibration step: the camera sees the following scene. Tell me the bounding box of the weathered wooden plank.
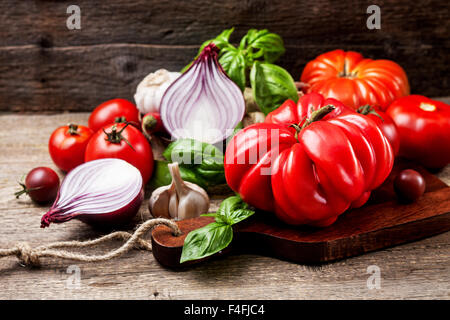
[0,0,448,47]
[0,44,197,112]
[0,112,449,299]
[0,0,448,111]
[0,43,448,112]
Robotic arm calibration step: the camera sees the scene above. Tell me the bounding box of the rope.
[0,218,181,267]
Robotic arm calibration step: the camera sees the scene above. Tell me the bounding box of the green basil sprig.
[183,28,298,114]
[149,139,226,190]
[180,196,255,263]
[250,61,299,115]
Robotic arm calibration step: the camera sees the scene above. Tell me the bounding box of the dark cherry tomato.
[85,122,154,183]
[49,124,93,172]
[357,105,400,156]
[394,169,426,203]
[15,167,60,203]
[142,112,164,137]
[88,99,140,133]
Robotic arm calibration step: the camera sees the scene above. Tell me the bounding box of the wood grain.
[0,111,449,299]
[151,162,450,267]
[0,0,449,111]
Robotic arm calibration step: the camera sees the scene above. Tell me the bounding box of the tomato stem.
[357,104,384,121]
[103,123,135,151]
[289,105,335,140]
[114,116,127,124]
[67,124,79,135]
[14,183,42,199]
[300,104,335,130]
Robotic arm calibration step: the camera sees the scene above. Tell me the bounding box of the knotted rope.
[0,218,181,267]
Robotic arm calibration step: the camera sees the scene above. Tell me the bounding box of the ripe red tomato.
[88,99,140,133]
[301,50,410,110]
[386,95,450,169]
[357,105,400,156]
[49,124,93,172]
[85,123,154,183]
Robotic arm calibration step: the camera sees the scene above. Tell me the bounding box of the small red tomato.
[85,123,154,183]
[15,167,60,203]
[88,99,140,133]
[394,169,426,203]
[142,112,164,136]
[357,105,400,156]
[49,124,93,172]
[387,95,450,169]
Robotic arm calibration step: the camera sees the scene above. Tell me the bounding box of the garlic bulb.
[134,69,181,114]
[149,162,210,220]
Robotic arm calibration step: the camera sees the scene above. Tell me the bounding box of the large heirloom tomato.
[300,50,410,111]
[386,95,450,169]
[225,93,394,227]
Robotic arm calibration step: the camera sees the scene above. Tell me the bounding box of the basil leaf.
[245,29,285,63]
[180,222,233,263]
[219,47,246,91]
[160,139,225,187]
[216,195,247,216]
[181,195,255,263]
[250,61,298,115]
[149,160,207,189]
[225,208,255,225]
[163,139,223,166]
[216,195,254,224]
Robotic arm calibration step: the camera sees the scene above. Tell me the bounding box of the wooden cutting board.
[151,160,450,268]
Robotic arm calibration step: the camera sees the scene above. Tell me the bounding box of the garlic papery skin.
[134,69,181,114]
[149,162,210,221]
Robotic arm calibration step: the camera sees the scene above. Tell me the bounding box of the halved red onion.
[160,44,245,144]
[41,158,143,228]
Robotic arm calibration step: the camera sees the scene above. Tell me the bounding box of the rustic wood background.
[0,0,448,112]
[0,109,449,300]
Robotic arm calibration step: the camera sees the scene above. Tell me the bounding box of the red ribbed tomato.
[225,93,394,227]
[300,50,410,110]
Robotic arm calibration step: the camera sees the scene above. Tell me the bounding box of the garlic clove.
[168,191,179,219]
[176,181,210,220]
[148,185,172,219]
[148,162,210,221]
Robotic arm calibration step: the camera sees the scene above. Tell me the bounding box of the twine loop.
[0,218,181,267]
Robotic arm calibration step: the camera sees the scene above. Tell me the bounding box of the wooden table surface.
[0,111,449,300]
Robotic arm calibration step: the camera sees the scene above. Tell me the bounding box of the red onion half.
[160,44,245,144]
[41,158,143,228]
